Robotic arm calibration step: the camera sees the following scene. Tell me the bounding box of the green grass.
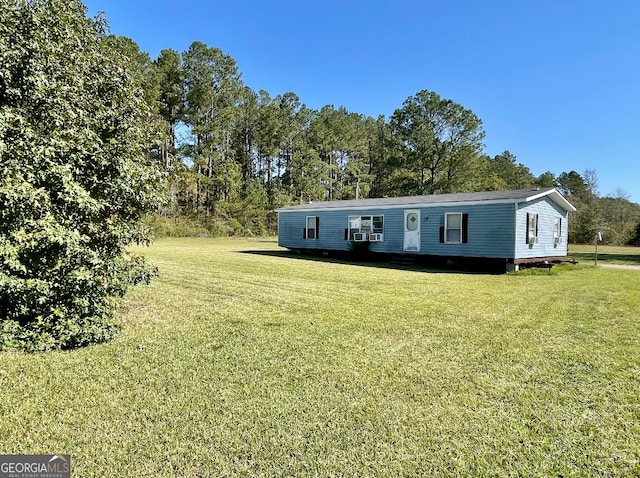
[1,238,639,476]
[568,243,640,266]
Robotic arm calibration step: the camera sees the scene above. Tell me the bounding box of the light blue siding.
[422,203,515,258]
[278,208,401,253]
[515,198,569,258]
[278,202,517,258]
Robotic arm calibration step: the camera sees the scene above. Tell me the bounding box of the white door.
[403,209,420,252]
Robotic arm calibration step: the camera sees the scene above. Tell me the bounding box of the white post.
[594,231,602,266]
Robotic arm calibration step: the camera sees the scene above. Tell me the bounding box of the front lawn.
[1,238,638,476]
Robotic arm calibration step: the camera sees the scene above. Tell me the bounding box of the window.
[372,216,384,234]
[553,217,562,243]
[304,216,319,240]
[439,213,468,243]
[347,215,384,240]
[406,213,419,232]
[445,213,462,243]
[526,213,538,244]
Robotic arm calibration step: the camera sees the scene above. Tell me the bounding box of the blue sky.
[83,0,639,203]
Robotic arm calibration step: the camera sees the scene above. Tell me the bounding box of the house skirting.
[288,248,569,273]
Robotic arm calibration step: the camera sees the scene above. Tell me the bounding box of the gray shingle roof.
[277,187,576,212]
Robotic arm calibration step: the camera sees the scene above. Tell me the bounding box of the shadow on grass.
[239,249,505,275]
[568,252,640,266]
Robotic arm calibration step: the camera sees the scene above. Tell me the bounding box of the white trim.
[525,188,576,211]
[305,215,317,240]
[279,198,523,213]
[526,213,539,244]
[524,189,552,202]
[347,214,384,240]
[276,188,576,213]
[553,216,562,239]
[444,212,463,244]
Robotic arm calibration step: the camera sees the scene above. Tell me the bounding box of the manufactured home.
[277,188,576,271]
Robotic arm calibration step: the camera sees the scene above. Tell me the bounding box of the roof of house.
[277,187,576,212]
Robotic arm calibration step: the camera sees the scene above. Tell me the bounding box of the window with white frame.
[445,212,463,243]
[305,216,318,239]
[526,213,538,244]
[553,217,562,242]
[347,215,384,240]
[440,213,469,243]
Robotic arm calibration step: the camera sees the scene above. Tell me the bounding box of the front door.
[403,209,420,252]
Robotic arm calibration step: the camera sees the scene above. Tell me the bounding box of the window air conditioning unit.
[528,236,536,245]
[368,233,383,242]
[353,233,367,242]
[554,236,562,244]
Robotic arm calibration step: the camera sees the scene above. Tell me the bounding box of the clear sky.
[83,0,640,203]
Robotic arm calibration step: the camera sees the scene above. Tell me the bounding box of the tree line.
[114,36,640,245]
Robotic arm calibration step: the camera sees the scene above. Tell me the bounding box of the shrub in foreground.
[0,0,163,351]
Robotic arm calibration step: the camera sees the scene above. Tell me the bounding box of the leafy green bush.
[0,1,164,351]
[147,212,271,238]
[146,214,211,238]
